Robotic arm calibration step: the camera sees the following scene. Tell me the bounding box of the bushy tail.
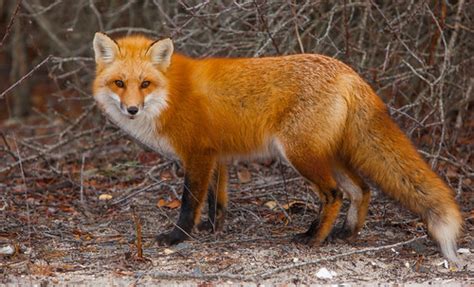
[342,78,463,262]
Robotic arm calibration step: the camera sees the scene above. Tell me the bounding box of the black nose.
[127,106,139,115]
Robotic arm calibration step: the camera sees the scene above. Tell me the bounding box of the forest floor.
[1,124,473,286]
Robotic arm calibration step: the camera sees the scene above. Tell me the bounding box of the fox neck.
[159,54,210,128]
[99,54,210,159]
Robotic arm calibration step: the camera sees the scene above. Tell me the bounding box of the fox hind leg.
[283,147,344,246]
[331,165,371,240]
[292,182,344,246]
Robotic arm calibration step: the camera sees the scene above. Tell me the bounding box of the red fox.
[92,33,463,263]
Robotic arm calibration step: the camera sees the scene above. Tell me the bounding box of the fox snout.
[126,106,139,115]
[119,101,144,118]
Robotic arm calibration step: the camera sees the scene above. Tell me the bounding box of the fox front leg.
[198,163,228,233]
[156,155,215,245]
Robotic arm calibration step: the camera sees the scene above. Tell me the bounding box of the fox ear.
[148,38,174,69]
[93,32,119,64]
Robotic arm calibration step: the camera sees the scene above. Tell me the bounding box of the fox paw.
[292,232,320,246]
[328,226,356,241]
[197,220,216,233]
[197,219,224,233]
[156,229,188,246]
[328,227,352,240]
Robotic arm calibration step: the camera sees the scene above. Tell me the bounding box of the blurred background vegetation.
[0,0,472,191]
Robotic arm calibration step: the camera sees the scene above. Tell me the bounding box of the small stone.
[0,245,15,256]
[316,267,336,279]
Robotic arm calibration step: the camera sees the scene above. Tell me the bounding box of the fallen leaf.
[160,170,174,180]
[237,168,251,183]
[72,229,93,241]
[56,264,79,272]
[445,166,458,178]
[99,194,113,201]
[264,201,277,210]
[138,152,159,164]
[264,212,288,225]
[167,198,181,209]
[157,198,166,207]
[281,200,312,212]
[463,178,471,186]
[157,198,181,209]
[30,260,54,276]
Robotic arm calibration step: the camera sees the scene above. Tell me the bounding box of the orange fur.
[92,34,463,263]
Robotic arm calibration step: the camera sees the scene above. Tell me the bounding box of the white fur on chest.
[111,110,175,157]
[95,89,176,158]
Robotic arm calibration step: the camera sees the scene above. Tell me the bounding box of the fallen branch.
[257,235,427,278]
[137,235,427,283]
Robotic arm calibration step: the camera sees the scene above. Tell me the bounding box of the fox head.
[92,33,173,119]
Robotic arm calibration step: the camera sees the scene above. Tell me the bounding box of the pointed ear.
[147,38,174,69]
[93,32,119,64]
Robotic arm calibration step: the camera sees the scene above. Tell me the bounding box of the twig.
[240,177,302,194]
[50,56,94,63]
[133,208,143,259]
[446,0,465,61]
[0,55,51,100]
[19,0,62,17]
[89,0,104,31]
[139,235,427,282]
[13,137,31,247]
[0,127,100,173]
[0,0,22,47]
[59,103,96,140]
[110,181,164,206]
[253,0,280,54]
[104,27,160,37]
[0,132,18,161]
[257,235,427,278]
[343,0,350,59]
[288,0,304,53]
[370,0,426,67]
[21,1,70,53]
[80,153,85,204]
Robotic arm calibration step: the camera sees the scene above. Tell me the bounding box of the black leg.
[156,155,215,246]
[156,175,196,245]
[198,165,228,233]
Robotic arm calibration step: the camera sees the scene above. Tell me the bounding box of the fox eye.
[114,80,125,88]
[141,81,150,89]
